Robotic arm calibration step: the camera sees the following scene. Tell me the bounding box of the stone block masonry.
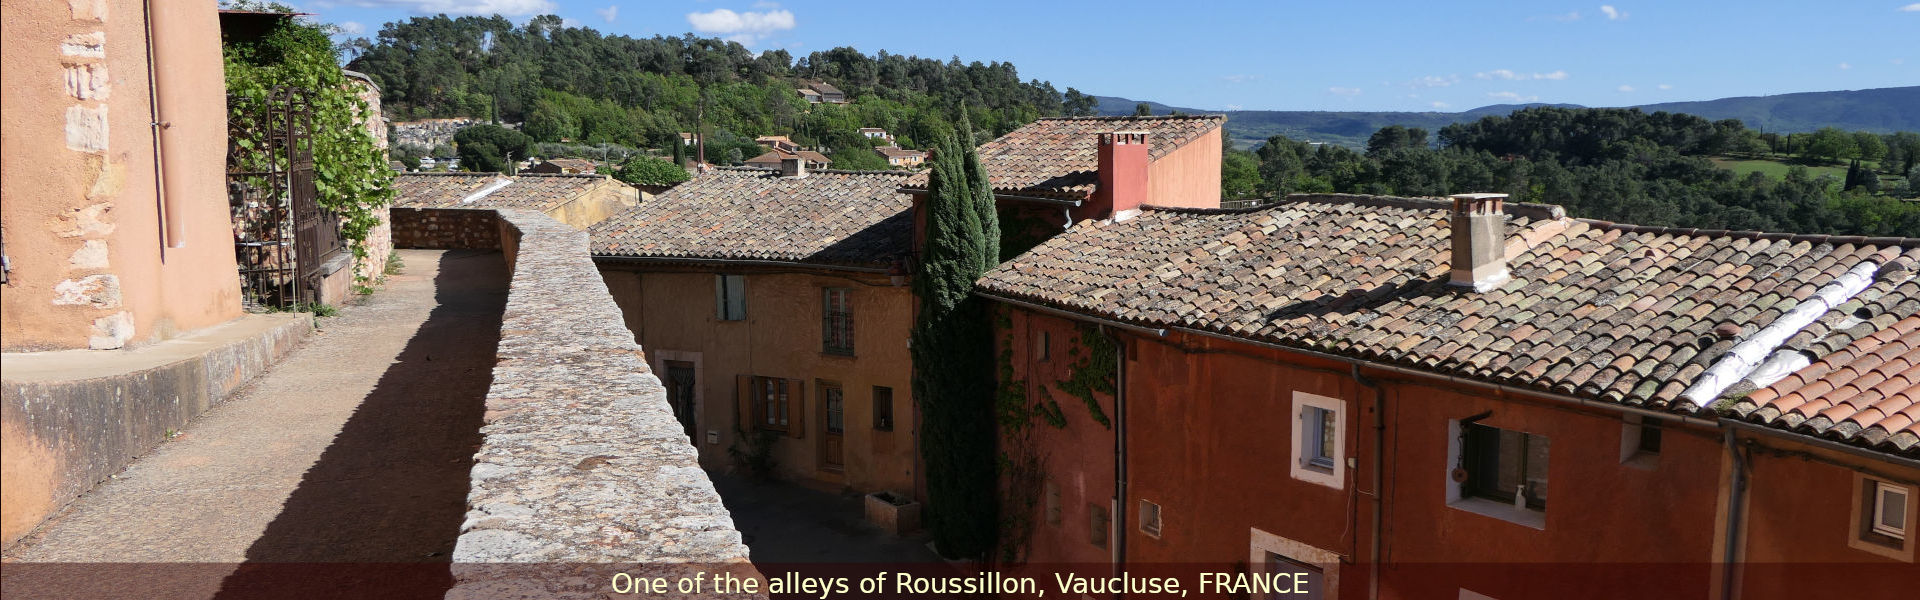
[447,210,755,599]
[392,208,503,250]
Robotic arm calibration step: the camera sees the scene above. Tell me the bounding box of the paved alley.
[2,249,507,600]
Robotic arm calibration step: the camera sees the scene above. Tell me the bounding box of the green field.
[1708,157,1849,180]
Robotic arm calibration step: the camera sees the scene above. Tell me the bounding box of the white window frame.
[1249,527,1339,600]
[1139,499,1162,538]
[1290,392,1345,489]
[1873,481,1910,540]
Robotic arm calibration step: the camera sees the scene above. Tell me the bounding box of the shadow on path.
[211,249,507,600]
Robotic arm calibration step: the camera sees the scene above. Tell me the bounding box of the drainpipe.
[1103,325,1128,597]
[144,0,187,250]
[1719,428,1750,600]
[1353,363,1385,600]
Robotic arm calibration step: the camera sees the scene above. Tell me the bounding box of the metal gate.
[228,86,344,310]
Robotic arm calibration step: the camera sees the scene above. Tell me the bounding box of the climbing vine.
[223,10,393,274]
[1059,324,1117,429]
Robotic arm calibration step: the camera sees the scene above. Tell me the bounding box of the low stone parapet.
[446,210,754,598]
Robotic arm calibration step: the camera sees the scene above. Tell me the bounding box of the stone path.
[2,250,506,599]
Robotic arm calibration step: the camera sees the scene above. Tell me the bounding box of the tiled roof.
[393,172,613,211]
[904,115,1225,198]
[744,149,830,166]
[1734,316,1920,455]
[540,158,597,172]
[875,146,926,159]
[977,194,1920,417]
[589,167,913,268]
[809,81,843,95]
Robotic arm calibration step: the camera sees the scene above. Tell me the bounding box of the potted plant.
[864,490,921,536]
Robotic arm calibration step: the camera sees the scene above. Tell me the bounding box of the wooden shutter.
[715,275,726,320]
[736,375,753,430]
[788,378,806,439]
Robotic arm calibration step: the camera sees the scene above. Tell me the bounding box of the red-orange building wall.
[1733,434,1920,600]
[997,308,1118,566]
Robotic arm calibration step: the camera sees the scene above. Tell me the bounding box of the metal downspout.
[1103,324,1129,598]
[1354,363,1385,600]
[1720,428,1750,600]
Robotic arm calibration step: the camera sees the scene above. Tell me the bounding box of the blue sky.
[303,1,1919,112]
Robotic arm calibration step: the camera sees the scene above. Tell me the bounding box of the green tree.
[1802,127,1858,163]
[1221,150,1261,199]
[1854,131,1888,163]
[1062,87,1098,116]
[613,155,691,186]
[454,124,531,172]
[224,7,393,272]
[1133,102,1152,116]
[830,146,892,171]
[912,113,1000,560]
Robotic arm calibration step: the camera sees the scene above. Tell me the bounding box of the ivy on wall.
[224,15,393,272]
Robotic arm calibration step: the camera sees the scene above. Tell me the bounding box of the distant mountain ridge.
[1096,86,1920,148]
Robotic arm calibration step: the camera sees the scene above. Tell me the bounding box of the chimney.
[1448,193,1510,291]
[1096,131,1150,219]
[779,155,807,178]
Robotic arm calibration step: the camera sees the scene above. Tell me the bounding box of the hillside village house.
[589,161,919,496]
[859,128,895,143]
[525,157,598,174]
[798,81,846,104]
[756,135,801,153]
[745,147,832,170]
[874,146,928,168]
[977,188,1920,598]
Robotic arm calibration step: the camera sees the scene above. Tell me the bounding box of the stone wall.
[1,314,310,548]
[391,208,503,250]
[346,72,393,284]
[442,210,754,598]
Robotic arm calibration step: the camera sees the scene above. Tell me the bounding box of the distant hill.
[1098,86,1920,148]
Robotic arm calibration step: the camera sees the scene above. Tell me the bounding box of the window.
[1871,480,1911,541]
[1090,503,1110,549]
[1620,415,1661,467]
[872,386,894,431]
[715,275,746,321]
[1289,392,1345,489]
[1304,407,1336,470]
[824,385,845,435]
[1461,422,1550,511]
[1851,474,1914,560]
[1036,330,1051,362]
[1139,499,1163,538]
[756,377,790,431]
[822,288,854,355]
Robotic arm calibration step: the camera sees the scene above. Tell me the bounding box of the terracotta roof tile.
[393,172,619,211]
[977,193,1920,429]
[903,115,1225,198]
[588,167,912,268]
[1738,315,1920,456]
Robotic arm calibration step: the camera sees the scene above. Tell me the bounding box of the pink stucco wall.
[2,0,241,351]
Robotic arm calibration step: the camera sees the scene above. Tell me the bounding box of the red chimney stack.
[1096,131,1150,219]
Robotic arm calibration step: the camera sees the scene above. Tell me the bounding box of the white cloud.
[596,5,617,22]
[1431,101,1451,109]
[687,9,796,45]
[1900,3,1920,11]
[1406,75,1460,88]
[336,21,364,35]
[1328,86,1363,97]
[1474,69,1568,81]
[1488,91,1540,102]
[1600,5,1627,20]
[334,0,556,16]
[1617,85,1635,92]
[1221,74,1261,84]
[1658,83,1673,90]
[1839,62,1852,70]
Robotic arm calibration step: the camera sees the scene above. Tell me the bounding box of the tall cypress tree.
[912,113,1001,559]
